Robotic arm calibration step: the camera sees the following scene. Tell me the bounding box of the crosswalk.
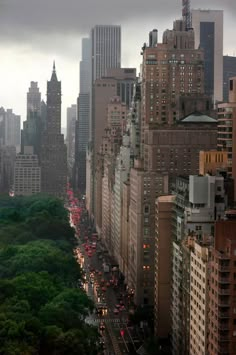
[86,318,128,324]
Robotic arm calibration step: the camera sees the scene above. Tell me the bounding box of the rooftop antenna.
[182,0,192,30]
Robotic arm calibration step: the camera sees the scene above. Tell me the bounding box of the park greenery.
[0,195,100,355]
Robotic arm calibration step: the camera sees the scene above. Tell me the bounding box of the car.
[113,308,119,315]
[99,322,105,330]
[96,308,103,316]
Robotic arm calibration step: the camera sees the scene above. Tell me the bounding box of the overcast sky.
[0,0,235,127]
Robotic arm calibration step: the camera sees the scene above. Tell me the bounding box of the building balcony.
[216,252,230,260]
[218,288,230,296]
[218,264,230,272]
[218,345,229,354]
[218,300,230,307]
[218,335,230,342]
[218,311,230,318]
[218,324,229,331]
[218,277,230,284]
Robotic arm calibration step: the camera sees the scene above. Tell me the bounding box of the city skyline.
[0,0,235,127]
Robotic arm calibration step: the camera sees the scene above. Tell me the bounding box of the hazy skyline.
[1,0,235,127]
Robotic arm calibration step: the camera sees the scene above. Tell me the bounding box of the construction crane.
[182,0,192,30]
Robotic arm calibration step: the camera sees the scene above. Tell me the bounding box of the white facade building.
[189,241,210,355]
[185,175,225,238]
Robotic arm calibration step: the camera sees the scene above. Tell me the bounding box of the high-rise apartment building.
[126,17,216,309]
[154,195,175,339]
[40,64,67,197]
[189,239,210,355]
[98,97,128,257]
[223,56,236,102]
[192,9,223,102]
[0,145,16,193]
[128,163,169,305]
[208,211,236,355]
[141,20,209,128]
[87,67,136,219]
[14,146,41,196]
[217,76,236,199]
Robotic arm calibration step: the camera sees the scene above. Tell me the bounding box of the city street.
[67,188,142,355]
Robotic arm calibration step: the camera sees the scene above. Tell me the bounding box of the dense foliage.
[0,195,99,355]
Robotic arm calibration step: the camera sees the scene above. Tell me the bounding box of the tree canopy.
[0,195,99,355]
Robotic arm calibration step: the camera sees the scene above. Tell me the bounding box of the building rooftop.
[158,195,175,203]
[181,111,217,123]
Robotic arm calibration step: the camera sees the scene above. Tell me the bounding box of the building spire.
[51,60,58,81]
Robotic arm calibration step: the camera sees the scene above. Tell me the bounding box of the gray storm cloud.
[0,0,234,45]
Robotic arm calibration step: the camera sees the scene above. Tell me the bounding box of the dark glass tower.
[40,63,67,197]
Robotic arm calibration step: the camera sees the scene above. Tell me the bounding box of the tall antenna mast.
[182,0,192,30]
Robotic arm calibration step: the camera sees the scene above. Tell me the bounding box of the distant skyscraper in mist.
[73,38,90,193]
[4,109,21,152]
[66,104,77,175]
[27,81,41,117]
[40,63,67,197]
[21,82,42,155]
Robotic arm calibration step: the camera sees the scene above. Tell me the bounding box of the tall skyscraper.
[86,25,121,217]
[91,25,121,83]
[223,55,236,102]
[66,104,77,175]
[27,81,41,117]
[73,38,91,194]
[4,109,21,152]
[40,63,67,197]
[80,38,91,93]
[191,9,223,103]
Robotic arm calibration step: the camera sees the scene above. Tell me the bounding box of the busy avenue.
[66,185,143,355]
